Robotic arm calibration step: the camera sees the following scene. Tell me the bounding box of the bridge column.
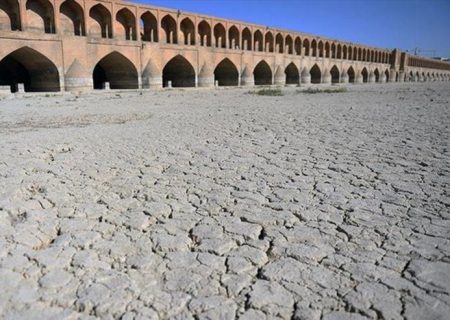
[274,66,285,85]
[368,71,376,83]
[300,67,311,84]
[19,0,27,31]
[389,69,396,82]
[398,71,404,82]
[198,63,214,87]
[241,65,254,86]
[322,69,331,84]
[340,70,349,84]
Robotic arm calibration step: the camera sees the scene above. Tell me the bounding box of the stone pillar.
[142,60,162,89]
[389,69,396,82]
[241,65,254,86]
[322,69,331,84]
[198,63,214,87]
[355,73,363,84]
[379,73,386,83]
[340,70,349,84]
[64,59,92,92]
[300,67,311,84]
[398,71,404,82]
[368,71,376,83]
[273,66,285,85]
[0,86,11,95]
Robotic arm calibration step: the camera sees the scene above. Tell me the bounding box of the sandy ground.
[0,83,449,320]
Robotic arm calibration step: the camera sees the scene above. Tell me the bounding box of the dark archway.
[116,8,136,40]
[140,11,157,42]
[228,25,239,49]
[265,32,274,53]
[310,64,321,84]
[254,60,272,85]
[93,52,138,89]
[0,47,60,92]
[89,4,112,38]
[214,58,238,86]
[303,38,310,56]
[0,0,21,30]
[285,35,293,55]
[374,69,380,82]
[275,33,283,53]
[180,17,195,45]
[198,20,211,47]
[26,0,55,33]
[254,30,263,52]
[330,65,340,83]
[285,63,299,85]
[161,15,177,44]
[60,0,85,36]
[214,23,226,48]
[361,68,368,83]
[242,27,251,51]
[163,55,195,88]
[385,70,390,82]
[347,66,355,83]
[294,37,301,55]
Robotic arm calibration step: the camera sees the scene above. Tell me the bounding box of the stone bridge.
[0,0,449,92]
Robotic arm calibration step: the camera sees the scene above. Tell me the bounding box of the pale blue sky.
[135,0,450,58]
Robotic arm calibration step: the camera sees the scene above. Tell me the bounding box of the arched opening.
[330,65,339,83]
[242,27,251,51]
[347,66,355,83]
[285,35,293,55]
[116,8,136,40]
[358,48,362,61]
[285,63,299,85]
[325,42,330,58]
[0,0,21,30]
[254,60,272,85]
[318,41,324,58]
[140,11,157,42]
[361,68,368,83]
[214,58,238,86]
[396,72,399,82]
[89,4,112,38]
[265,32,274,53]
[180,17,195,45]
[26,0,55,33]
[213,23,226,48]
[311,40,317,57]
[348,46,352,60]
[295,37,301,55]
[310,64,321,84]
[354,47,358,60]
[228,25,239,49]
[60,0,85,36]
[254,30,263,52]
[93,52,138,89]
[343,45,347,59]
[374,69,380,82]
[275,33,283,54]
[162,55,195,88]
[303,38,310,56]
[385,70,389,82]
[161,15,177,44]
[331,43,336,59]
[198,20,211,47]
[0,47,60,92]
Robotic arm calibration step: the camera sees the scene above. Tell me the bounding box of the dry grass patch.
[249,88,284,96]
[300,87,347,94]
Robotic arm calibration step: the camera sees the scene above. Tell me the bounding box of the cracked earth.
[0,83,449,319]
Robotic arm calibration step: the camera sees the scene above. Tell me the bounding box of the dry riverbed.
[0,83,449,319]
